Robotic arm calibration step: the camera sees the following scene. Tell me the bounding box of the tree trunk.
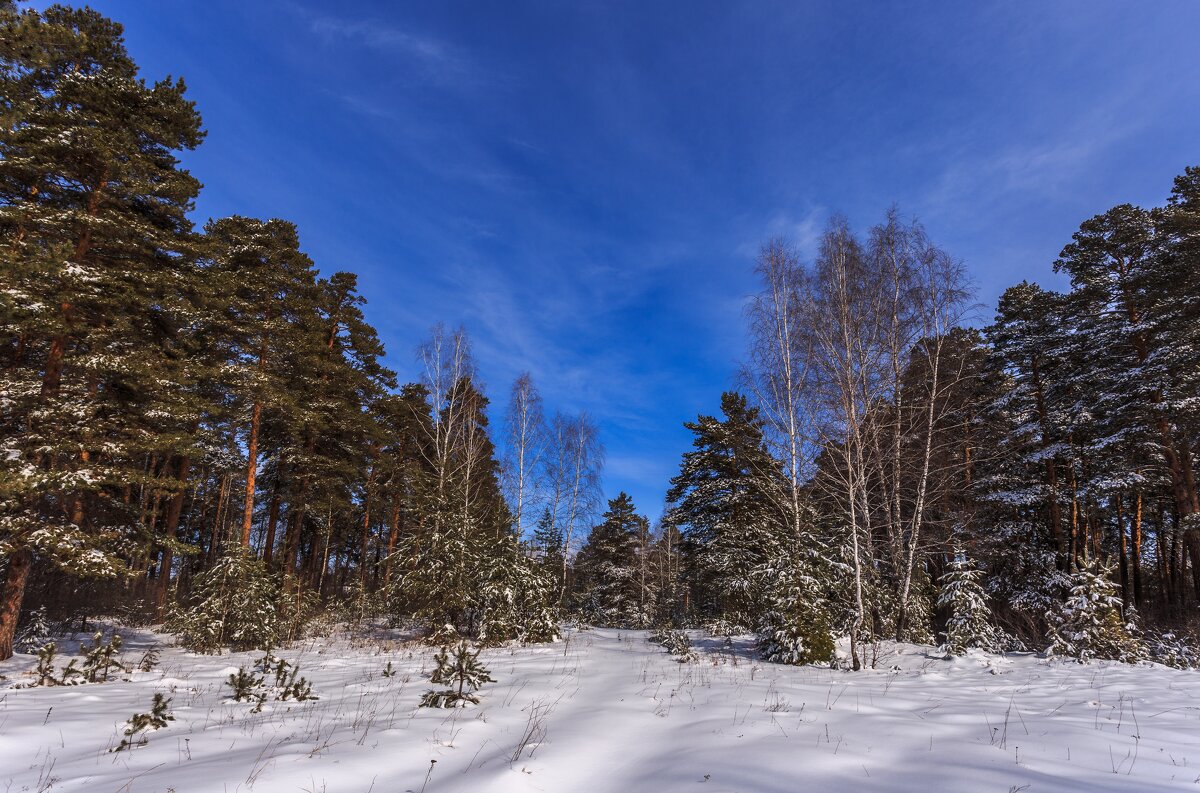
[1131,491,1143,609]
[209,473,229,563]
[384,495,402,587]
[155,454,190,616]
[359,461,377,585]
[1116,495,1129,606]
[240,400,263,548]
[0,548,33,661]
[1029,354,1066,566]
[263,486,282,566]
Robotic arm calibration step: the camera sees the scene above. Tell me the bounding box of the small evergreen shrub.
[225,655,318,706]
[15,606,53,654]
[1145,631,1198,669]
[649,627,697,660]
[705,618,751,638]
[34,642,59,686]
[138,648,160,672]
[81,631,129,682]
[419,641,494,708]
[226,667,265,701]
[114,694,174,752]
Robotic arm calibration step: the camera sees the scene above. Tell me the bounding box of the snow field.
[1,627,1198,792]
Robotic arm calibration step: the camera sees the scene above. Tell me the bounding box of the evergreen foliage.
[648,627,696,661]
[165,548,280,653]
[225,667,265,702]
[936,548,996,656]
[80,630,128,682]
[665,393,788,628]
[14,606,51,653]
[1,0,1198,671]
[419,641,494,708]
[476,543,560,644]
[756,547,835,665]
[573,493,646,627]
[114,694,173,751]
[1046,563,1144,663]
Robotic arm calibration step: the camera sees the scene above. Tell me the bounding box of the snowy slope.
[1,627,1197,792]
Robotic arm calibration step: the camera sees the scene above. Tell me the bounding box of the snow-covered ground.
[1,626,1197,792]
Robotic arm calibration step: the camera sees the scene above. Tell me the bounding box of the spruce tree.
[756,537,835,665]
[665,392,787,628]
[573,493,643,627]
[476,540,560,644]
[1046,562,1143,663]
[937,548,996,656]
[532,508,565,572]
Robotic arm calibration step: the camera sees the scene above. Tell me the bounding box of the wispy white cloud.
[302,10,470,83]
[735,206,827,260]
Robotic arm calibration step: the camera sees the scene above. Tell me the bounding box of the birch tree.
[502,373,547,540]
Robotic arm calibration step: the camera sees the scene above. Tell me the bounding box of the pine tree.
[165,547,280,653]
[376,385,435,589]
[973,283,1075,619]
[937,548,996,655]
[388,332,515,636]
[0,3,204,659]
[203,217,321,550]
[419,641,494,708]
[114,693,174,751]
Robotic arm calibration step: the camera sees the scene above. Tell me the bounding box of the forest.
[2,2,1199,674]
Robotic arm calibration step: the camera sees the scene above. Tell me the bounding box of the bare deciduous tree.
[503,373,547,540]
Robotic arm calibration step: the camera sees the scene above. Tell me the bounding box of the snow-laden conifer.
[937,548,996,656]
[165,548,280,653]
[1046,562,1143,663]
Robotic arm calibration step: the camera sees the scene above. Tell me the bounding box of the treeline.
[4,3,1198,670]
[585,174,1198,667]
[0,4,605,659]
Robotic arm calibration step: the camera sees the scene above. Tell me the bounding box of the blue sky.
[96,0,1200,520]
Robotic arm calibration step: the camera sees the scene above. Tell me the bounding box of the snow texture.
[1,626,1198,792]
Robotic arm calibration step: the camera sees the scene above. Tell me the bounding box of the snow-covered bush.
[33,642,61,686]
[1046,562,1143,663]
[937,549,997,656]
[226,667,266,702]
[165,548,280,653]
[224,655,318,708]
[1144,631,1198,669]
[649,627,696,661]
[705,618,751,638]
[331,578,382,626]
